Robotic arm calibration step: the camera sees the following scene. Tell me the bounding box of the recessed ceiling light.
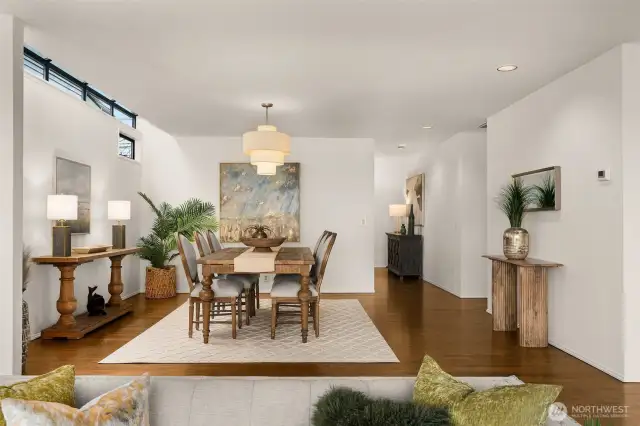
[422,125,433,129]
[497,64,518,72]
[397,144,407,150]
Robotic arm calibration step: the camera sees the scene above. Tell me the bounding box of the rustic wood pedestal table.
[198,247,315,343]
[482,255,563,348]
[32,247,139,339]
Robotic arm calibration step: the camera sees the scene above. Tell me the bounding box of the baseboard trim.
[548,340,625,382]
[122,291,140,300]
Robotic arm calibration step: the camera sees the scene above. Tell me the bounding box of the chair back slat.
[314,232,337,296]
[207,229,223,252]
[312,231,330,257]
[195,231,212,257]
[310,231,330,278]
[176,233,199,292]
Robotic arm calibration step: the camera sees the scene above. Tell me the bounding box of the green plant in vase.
[497,178,534,260]
[533,173,556,209]
[137,192,219,298]
[245,224,272,239]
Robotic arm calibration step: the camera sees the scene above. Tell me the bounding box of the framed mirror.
[512,166,561,212]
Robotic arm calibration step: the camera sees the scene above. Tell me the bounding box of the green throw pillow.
[313,387,451,426]
[0,365,75,426]
[413,355,562,426]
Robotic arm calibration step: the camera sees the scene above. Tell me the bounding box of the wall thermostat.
[597,169,610,181]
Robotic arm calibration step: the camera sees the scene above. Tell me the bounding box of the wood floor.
[27,268,639,425]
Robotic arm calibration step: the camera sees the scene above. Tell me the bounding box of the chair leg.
[188,301,194,338]
[270,299,277,339]
[256,281,260,310]
[314,302,320,338]
[238,296,243,329]
[195,302,200,331]
[231,299,237,339]
[245,290,251,325]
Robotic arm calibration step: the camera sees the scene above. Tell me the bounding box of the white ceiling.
[2,0,640,154]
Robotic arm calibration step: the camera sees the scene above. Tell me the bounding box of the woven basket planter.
[145,265,177,299]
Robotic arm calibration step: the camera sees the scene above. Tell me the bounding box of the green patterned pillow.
[0,365,75,426]
[413,355,562,426]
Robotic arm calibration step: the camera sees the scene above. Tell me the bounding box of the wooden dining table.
[197,246,315,343]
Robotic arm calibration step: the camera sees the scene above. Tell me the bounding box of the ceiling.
[2,0,640,155]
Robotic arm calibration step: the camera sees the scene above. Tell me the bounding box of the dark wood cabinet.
[386,233,423,280]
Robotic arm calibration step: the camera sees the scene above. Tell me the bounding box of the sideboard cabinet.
[386,233,423,280]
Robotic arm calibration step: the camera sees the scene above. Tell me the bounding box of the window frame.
[23,47,138,128]
[118,133,136,160]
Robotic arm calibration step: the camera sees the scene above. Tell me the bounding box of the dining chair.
[176,233,244,339]
[269,231,337,339]
[273,230,330,286]
[206,229,261,311]
[195,231,256,325]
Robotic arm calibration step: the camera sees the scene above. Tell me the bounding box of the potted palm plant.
[137,192,219,298]
[497,178,534,260]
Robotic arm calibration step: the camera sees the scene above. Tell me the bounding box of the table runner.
[233,247,280,272]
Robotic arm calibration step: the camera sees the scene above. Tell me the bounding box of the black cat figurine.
[87,286,107,316]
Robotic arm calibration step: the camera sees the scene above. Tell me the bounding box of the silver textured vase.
[503,227,529,260]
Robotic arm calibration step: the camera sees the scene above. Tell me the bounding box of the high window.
[118,134,135,160]
[23,47,137,128]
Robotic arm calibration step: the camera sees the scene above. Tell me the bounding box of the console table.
[386,233,423,280]
[482,255,563,348]
[32,247,139,339]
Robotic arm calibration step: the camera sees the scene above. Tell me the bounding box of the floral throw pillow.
[1,374,150,426]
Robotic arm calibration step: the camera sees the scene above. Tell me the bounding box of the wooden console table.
[482,255,563,348]
[32,247,139,339]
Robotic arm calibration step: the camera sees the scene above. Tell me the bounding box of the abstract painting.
[405,173,424,226]
[55,157,91,234]
[220,163,300,242]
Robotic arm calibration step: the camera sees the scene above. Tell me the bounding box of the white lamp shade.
[256,163,277,175]
[47,195,78,220]
[250,150,285,166]
[242,125,291,155]
[108,200,131,220]
[389,204,407,217]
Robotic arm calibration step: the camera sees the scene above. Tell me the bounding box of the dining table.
[197,246,315,343]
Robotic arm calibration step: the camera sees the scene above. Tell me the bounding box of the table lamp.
[389,204,407,233]
[108,200,131,249]
[47,194,78,257]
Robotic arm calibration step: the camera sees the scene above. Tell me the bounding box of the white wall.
[23,74,143,337]
[373,155,419,267]
[417,131,487,298]
[138,133,375,294]
[487,47,625,379]
[0,15,24,374]
[622,43,640,382]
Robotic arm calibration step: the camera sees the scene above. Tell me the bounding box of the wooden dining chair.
[273,230,330,286]
[206,229,261,311]
[195,231,256,325]
[269,231,337,339]
[176,233,244,339]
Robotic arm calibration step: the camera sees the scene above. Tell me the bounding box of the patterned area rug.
[100,299,399,364]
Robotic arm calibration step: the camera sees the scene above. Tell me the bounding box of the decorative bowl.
[240,237,286,253]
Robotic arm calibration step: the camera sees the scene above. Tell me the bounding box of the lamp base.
[52,225,71,257]
[112,224,126,249]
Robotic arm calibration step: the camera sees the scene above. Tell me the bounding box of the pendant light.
[242,103,291,175]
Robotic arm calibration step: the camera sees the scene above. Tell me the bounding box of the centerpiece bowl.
[240,237,286,253]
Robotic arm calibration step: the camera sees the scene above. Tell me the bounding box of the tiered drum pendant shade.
[242,103,291,176]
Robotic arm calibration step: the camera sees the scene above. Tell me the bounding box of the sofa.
[0,375,578,425]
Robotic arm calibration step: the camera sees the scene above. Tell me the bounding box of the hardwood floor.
[27,268,639,425]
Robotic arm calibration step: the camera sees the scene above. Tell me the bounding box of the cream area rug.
[100,299,399,364]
